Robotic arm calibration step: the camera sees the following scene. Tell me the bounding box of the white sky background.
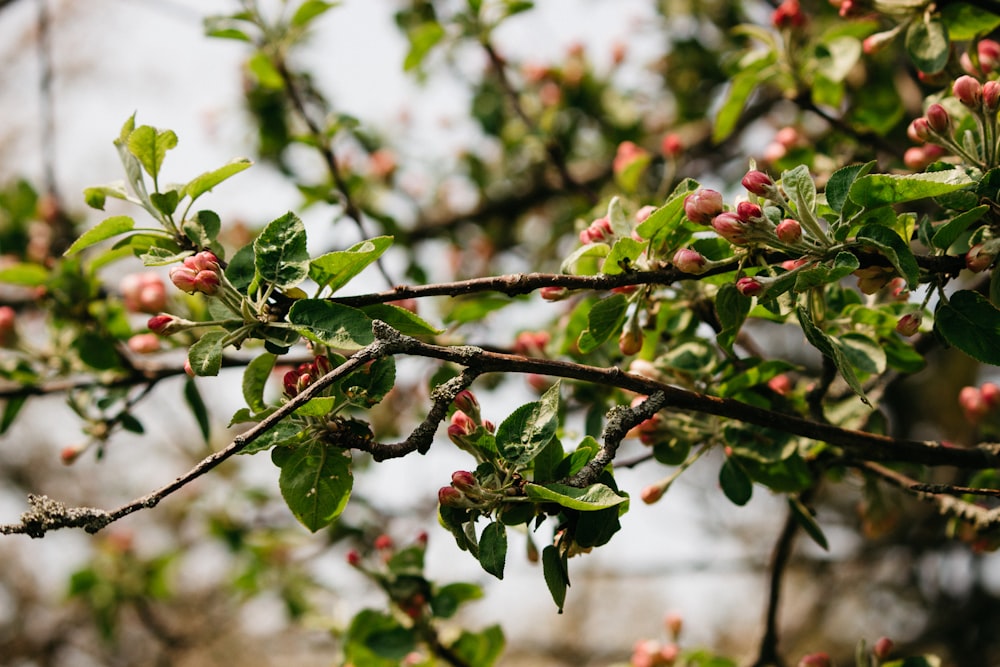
[0,0,933,663]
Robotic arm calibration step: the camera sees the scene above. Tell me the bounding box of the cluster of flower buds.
[630,639,679,667]
[959,382,1000,423]
[771,0,804,29]
[438,470,493,509]
[120,272,167,314]
[282,355,333,398]
[169,251,222,295]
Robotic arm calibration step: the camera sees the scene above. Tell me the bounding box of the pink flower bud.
[736,201,763,222]
[763,141,787,163]
[768,374,792,396]
[959,385,989,422]
[926,104,951,134]
[168,265,199,293]
[742,169,775,197]
[451,470,477,491]
[776,218,802,244]
[346,549,362,567]
[60,444,84,465]
[772,0,805,29]
[979,39,1000,72]
[369,148,397,180]
[895,312,922,337]
[903,145,945,171]
[672,248,707,274]
[121,273,167,314]
[781,258,808,271]
[147,314,179,335]
[985,80,1000,112]
[193,270,221,296]
[184,251,221,274]
[908,118,931,143]
[438,486,465,507]
[954,75,983,108]
[661,132,683,158]
[613,141,650,176]
[873,637,894,660]
[453,390,480,415]
[736,276,764,297]
[0,306,16,347]
[514,330,551,356]
[184,358,195,377]
[374,534,393,550]
[775,127,801,148]
[448,410,477,441]
[981,382,1000,408]
[640,484,664,504]
[797,653,831,667]
[635,205,657,222]
[127,333,161,354]
[712,212,749,245]
[966,243,996,272]
[863,31,893,55]
[683,189,724,224]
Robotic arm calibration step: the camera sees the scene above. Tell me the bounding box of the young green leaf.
[715,283,751,352]
[542,545,569,613]
[274,441,353,532]
[797,307,869,405]
[126,125,178,181]
[0,263,50,286]
[63,216,135,256]
[496,381,560,465]
[577,293,628,353]
[254,212,310,290]
[187,330,227,377]
[359,303,442,336]
[450,625,505,667]
[309,236,393,294]
[183,158,253,201]
[288,299,374,350]
[83,182,128,210]
[932,205,987,250]
[825,160,876,214]
[430,582,484,619]
[291,0,338,28]
[849,169,974,207]
[478,522,507,580]
[242,352,277,412]
[524,482,628,511]
[905,14,950,74]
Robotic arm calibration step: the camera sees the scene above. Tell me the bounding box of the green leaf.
[247,51,284,89]
[849,170,974,207]
[64,216,135,256]
[242,352,277,412]
[719,458,752,506]
[150,190,179,216]
[577,293,628,353]
[932,205,988,250]
[240,421,300,455]
[857,225,920,289]
[126,125,178,180]
[0,263,49,286]
[74,332,120,370]
[288,299,374,350]
[430,582,483,619]
[905,14,949,73]
[183,158,253,201]
[602,237,646,275]
[788,496,828,550]
[942,2,1000,40]
[254,212,310,290]
[635,178,698,242]
[291,0,337,27]
[443,295,513,324]
[274,441,352,532]
[187,330,227,377]
[573,505,622,548]
[344,610,415,666]
[294,397,337,417]
[478,522,507,580]
[404,21,445,71]
[881,657,941,667]
[837,332,886,376]
[560,242,610,275]
[496,381,560,465]
[524,482,627,511]
[826,161,875,214]
[308,236,393,294]
[451,625,505,667]
[797,307,869,405]
[541,545,569,613]
[936,290,1000,365]
[359,304,442,336]
[83,183,128,210]
[713,55,774,143]
[793,252,860,291]
[715,283,751,352]
[1,396,27,434]
[782,164,817,217]
[184,377,211,443]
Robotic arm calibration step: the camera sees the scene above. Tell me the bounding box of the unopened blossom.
[925,104,950,134]
[661,133,683,158]
[613,141,650,177]
[672,248,707,274]
[895,312,922,337]
[742,169,775,197]
[966,243,996,272]
[683,189,724,224]
[771,0,805,29]
[954,75,983,108]
[120,273,167,314]
[127,333,161,354]
[712,212,749,245]
[736,276,764,297]
[776,218,802,244]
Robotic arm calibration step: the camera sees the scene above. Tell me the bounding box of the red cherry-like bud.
[736,276,764,297]
[895,312,922,337]
[147,314,179,335]
[926,104,951,134]
[661,132,683,158]
[954,75,983,108]
[374,534,393,550]
[775,218,802,244]
[742,169,775,197]
[451,470,477,491]
[873,637,894,660]
[736,201,763,222]
[683,189,724,224]
[438,486,465,507]
[672,248,707,274]
[453,390,480,415]
[346,549,362,567]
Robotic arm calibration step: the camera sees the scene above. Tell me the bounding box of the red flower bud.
[873,637,894,660]
[895,312,922,337]
[683,189,724,224]
[966,243,996,272]
[985,80,1000,112]
[168,265,199,293]
[954,75,983,108]
[712,212,749,245]
[438,486,465,507]
[613,141,650,176]
[771,0,805,29]
[776,218,802,244]
[796,653,831,667]
[979,39,1000,72]
[736,201,763,222]
[661,132,683,158]
[346,549,362,567]
[959,385,989,422]
[736,276,764,297]
[635,205,657,223]
[374,534,393,550]
[741,169,775,197]
[672,248,707,274]
[184,251,221,274]
[981,382,1000,408]
[908,118,931,143]
[147,314,179,335]
[926,104,951,134]
[453,389,480,415]
[768,374,792,396]
[539,286,569,301]
[121,273,167,314]
[0,306,16,347]
[640,484,664,504]
[451,470,477,491]
[60,444,85,465]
